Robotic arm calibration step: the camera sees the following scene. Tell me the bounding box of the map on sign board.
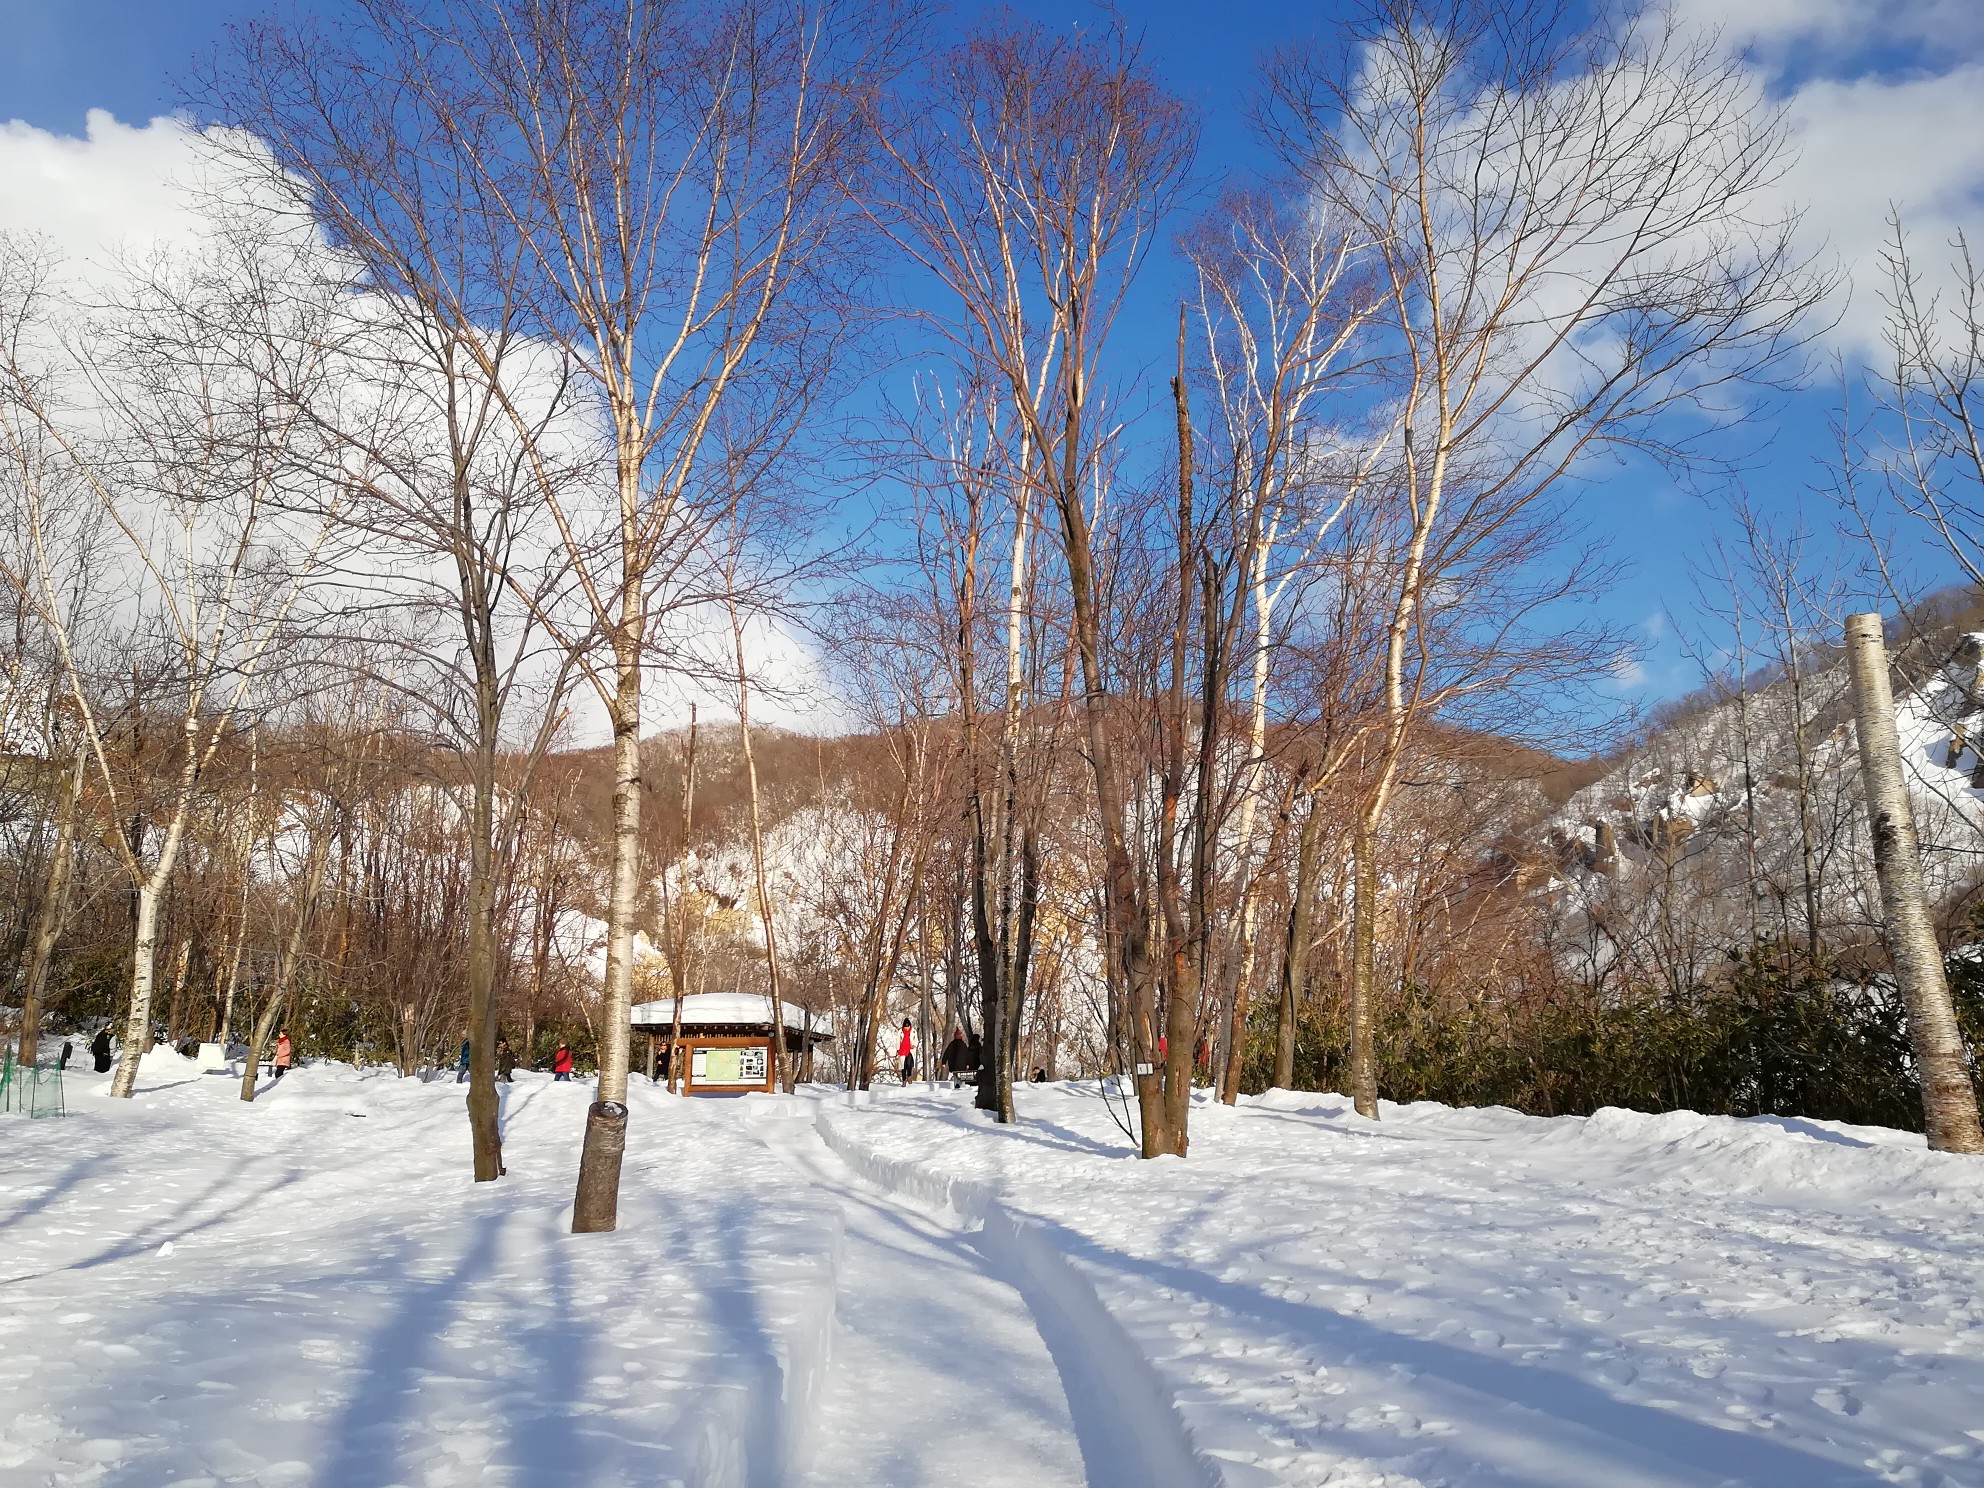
[691,1045,768,1085]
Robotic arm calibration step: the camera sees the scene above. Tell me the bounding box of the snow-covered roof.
[630,993,834,1038]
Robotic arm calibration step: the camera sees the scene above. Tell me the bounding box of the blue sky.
[4,0,1984,730]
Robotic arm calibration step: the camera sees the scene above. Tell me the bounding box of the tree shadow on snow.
[0,1158,303,1288]
[0,1154,111,1238]
[1740,1116,1882,1149]
[492,1206,593,1484]
[707,1197,792,1488]
[1026,1213,1879,1488]
[315,1208,510,1487]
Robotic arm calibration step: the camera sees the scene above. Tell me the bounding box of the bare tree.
[1182,187,1382,1102]
[872,17,1201,1153]
[1262,0,1830,1115]
[219,0,910,1228]
[0,234,331,1099]
[1844,612,1984,1153]
[1855,221,1984,593]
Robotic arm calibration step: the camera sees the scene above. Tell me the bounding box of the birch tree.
[872,17,1201,1153]
[1262,0,1829,1115]
[1182,188,1383,1102]
[0,237,331,1099]
[221,0,909,1228]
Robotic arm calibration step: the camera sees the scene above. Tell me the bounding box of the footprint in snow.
[1814,1386,1861,1416]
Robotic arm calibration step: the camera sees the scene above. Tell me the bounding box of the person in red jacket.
[273,1031,293,1080]
[552,1043,574,1081]
[897,1018,915,1083]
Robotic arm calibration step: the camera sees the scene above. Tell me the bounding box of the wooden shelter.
[630,993,833,1096]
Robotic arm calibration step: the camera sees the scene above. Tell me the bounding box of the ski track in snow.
[745,1105,1093,1488]
[4,1054,1984,1487]
[810,1086,1984,1488]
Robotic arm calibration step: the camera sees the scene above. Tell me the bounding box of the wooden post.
[1843,613,1984,1154]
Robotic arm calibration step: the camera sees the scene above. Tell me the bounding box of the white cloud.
[1665,0,1984,356]
[0,108,850,742]
[1783,66,1984,352]
[1608,651,1648,688]
[0,110,216,271]
[1675,0,1984,57]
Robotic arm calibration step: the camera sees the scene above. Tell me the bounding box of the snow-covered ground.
[4,1056,1982,1487]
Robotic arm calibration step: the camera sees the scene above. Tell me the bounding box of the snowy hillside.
[1546,634,1984,984]
[5,1054,1981,1485]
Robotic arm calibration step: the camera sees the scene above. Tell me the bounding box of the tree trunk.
[109,872,171,1098]
[668,705,698,1094]
[464,729,503,1181]
[1348,818,1380,1119]
[165,940,193,1049]
[240,823,333,1103]
[1276,789,1322,1091]
[17,747,85,1069]
[240,984,283,1103]
[1843,613,1984,1153]
[971,818,1010,1115]
[572,628,641,1234]
[734,617,790,1096]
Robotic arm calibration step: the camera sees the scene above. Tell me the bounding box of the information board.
[691,1044,769,1086]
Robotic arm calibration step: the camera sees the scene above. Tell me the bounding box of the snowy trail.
[11,1058,1984,1488]
[744,1104,1095,1488]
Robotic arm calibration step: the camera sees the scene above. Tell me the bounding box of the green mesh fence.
[0,1048,67,1118]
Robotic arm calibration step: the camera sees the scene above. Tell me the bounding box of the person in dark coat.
[1031,1067,1047,1083]
[90,1026,112,1073]
[495,1038,516,1083]
[456,1038,471,1083]
[965,1030,982,1072]
[941,1029,968,1076]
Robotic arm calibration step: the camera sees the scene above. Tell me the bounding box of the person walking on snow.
[552,1043,574,1081]
[456,1038,471,1083]
[90,1026,112,1073]
[496,1038,516,1083]
[897,1018,916,1083]
[274,1031,293,1080]
[942,1028,969,1085]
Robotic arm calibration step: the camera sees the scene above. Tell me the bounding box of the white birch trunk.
[1843,613,1984,1153]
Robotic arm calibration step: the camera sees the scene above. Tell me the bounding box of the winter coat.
[897,1025,914,1059]
[496,1045,516,1078]
[552,1046,574,1075]
[274,1035,293,1069]
[965,1034,982,1072]
[942,1036,969,1073]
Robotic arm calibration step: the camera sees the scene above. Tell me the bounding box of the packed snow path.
[747,1106,1095,1488]
[5,1056,1984,1487]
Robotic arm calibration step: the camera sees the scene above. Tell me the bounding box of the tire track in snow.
[744,1096,1216,1488]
